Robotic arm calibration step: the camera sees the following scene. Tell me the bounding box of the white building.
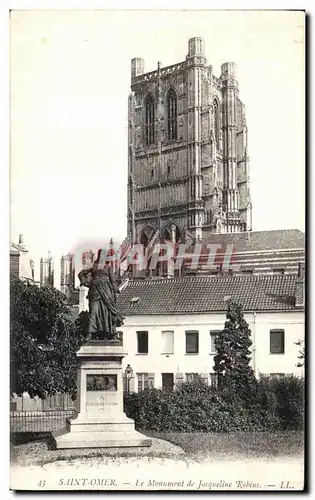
[10,234,34,280]
[117,273,305,392]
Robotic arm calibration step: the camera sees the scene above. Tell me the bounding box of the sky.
[9,9,305,284]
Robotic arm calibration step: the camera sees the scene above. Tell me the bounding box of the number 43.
[37,480,46,488]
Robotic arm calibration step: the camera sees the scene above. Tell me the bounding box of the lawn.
[144,431,304,460]
[10,430,304,466]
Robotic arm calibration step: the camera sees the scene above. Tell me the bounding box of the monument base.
[51,342,152,450]
[52,423,151,449]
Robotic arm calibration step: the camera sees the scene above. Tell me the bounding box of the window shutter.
[148,373,155,389]
[162,331,174,354]
[175,373,184,386]
[210,330,220,353]
[201,373,209,384]
[210,373,218,388]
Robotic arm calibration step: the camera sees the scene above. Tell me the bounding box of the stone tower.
[127,37,252,248]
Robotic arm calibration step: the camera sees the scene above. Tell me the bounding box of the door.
[162,373,174,391]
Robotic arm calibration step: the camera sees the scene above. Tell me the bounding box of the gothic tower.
[127,37,252,248]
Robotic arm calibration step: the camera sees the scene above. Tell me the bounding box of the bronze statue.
[78,253,124,342]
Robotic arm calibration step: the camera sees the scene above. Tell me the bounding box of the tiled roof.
[117,274,300,315]
[195,229,305,253]
[10,242,27,254]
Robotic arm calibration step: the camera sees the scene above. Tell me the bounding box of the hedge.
[123,375,304,432]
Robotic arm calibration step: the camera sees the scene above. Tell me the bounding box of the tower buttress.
[186,37,206,240]
[221,62,240,232]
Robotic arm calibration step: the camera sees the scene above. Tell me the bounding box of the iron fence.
[10,410,76,433]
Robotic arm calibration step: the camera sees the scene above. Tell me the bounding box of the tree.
[213,300,256,397]
[10,278,88,399]
[295,339,305,368]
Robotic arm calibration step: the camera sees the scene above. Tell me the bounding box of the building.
[117,272,305,391]
[128,37,252,248]
[10,234,34,280]
[61,253,76,299]
[125,37,304,278]
[40,252,54,287]
[184,229,305,276]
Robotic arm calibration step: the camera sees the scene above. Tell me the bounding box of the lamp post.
[125,364,134,394]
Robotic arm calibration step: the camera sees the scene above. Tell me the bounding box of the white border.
[2,1,311,498]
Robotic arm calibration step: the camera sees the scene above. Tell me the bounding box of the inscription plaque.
[86,374,117,392]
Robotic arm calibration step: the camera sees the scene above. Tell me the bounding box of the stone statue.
[78,255,124,342]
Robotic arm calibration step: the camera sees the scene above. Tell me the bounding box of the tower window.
[145,94,155,146]
[213,99,220,145]
[167,88,177,140]
[167,165,171,175]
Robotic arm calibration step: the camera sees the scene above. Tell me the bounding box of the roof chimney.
[18,234,25,247]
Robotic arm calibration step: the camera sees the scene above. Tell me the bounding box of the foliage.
[294,339,305,367]
[213,300,256,398]
[10,278,88,399]
[124,376,304,433]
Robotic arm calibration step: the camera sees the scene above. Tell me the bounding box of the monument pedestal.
[52,342,151,449]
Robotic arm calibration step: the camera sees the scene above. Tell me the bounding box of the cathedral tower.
[127,37,252,248]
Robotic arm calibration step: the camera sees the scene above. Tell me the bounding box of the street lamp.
[125,364,134,394]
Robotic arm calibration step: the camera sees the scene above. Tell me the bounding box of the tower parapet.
[187,37,205,57]
[131,58,145,82]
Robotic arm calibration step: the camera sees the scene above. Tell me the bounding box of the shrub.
[123,376,304,432]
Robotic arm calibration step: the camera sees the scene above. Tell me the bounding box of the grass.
[144,431,305,460]
[10,430,304,466]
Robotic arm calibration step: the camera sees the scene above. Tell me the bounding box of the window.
[210,373,218,388]
[242,269,253,275]
[167,88,177,140]
[210,330,220,353]
[273,268,285,275]
[137,373,149,392]
[162,373,174,390]
[270,329,285,354]
[145,94,155,145]
[269,373,285,380]
[137,331,148,354]
[185,330,199,354]
[213,99,220,145]
[162,330,174,354]
[186,373,199,383]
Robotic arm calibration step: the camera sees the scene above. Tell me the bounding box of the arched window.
[145,94,155,146]
[167,88,177,140]
[213,99,220,145]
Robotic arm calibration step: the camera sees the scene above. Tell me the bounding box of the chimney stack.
[18,234,25,247]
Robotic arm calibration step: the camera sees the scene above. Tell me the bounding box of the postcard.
[9,8,305,492]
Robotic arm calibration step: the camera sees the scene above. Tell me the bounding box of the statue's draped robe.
[82,268,123,338]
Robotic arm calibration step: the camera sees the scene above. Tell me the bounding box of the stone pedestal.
[52,342,151,449]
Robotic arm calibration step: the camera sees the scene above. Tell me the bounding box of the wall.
[19,249,33,280]
[120,310,305,390]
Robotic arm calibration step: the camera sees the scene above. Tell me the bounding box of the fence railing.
[10,410,76,433]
